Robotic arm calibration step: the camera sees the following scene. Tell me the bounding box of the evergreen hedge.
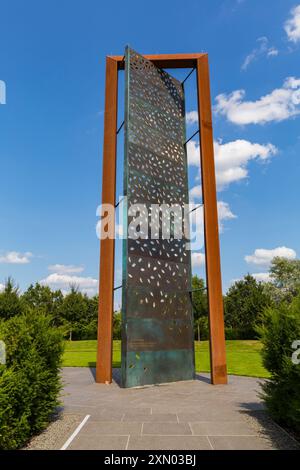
[0,310,64,449]
[258,293,300,435]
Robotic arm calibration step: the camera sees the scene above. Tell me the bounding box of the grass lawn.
[63,339,269,378]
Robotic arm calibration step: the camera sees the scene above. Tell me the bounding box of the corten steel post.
[96,53,227,385]
[96,57,118,384]
[196,55,227,384]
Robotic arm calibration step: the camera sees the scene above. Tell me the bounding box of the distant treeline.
[0,256,299,340]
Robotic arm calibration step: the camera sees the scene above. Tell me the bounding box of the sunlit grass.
[62,339,269,378]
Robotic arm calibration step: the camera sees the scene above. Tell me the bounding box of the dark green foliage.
[113,311,122,340]
[60,287,98,340]
[224,327,252,340]
[60,286,88,340]
[83,295,99,339]
[224,274,272,339]
[22,283,63,325]
[1,277,100,340]
[194,316,209,341]
[0,311,64,449]
[191,276,208,340]
[258,294,300,434]
[191,276,207,318]
[0,368,31,449]
[0,278,24,320]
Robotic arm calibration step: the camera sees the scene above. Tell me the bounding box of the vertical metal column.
[96,57,118,384]
[196,55,227,385]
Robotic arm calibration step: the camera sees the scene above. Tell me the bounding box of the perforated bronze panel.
[122,47,194,388]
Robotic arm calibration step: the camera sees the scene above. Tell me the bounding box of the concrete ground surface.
[26,367,300,450]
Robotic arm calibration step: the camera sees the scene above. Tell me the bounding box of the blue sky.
[0,0,299,305]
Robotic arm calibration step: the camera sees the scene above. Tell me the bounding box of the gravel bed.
[23,413,84,450]
[243,410,300,450]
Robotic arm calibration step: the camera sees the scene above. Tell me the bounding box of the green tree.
[22,283,63,324]
[0,309,64,449]
[113,311,122,340]
[83,295,98,339]
[0,277,23,320]
[258,292,300,434]
[194,316,209,341]
[265,257,300,303]
[224,274,272,339]
[191,276,208,340]
[60,286,88,340]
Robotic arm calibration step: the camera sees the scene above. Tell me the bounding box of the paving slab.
[208,436,273,450]
[69,434,129,450]
[92,410,125,421]
[123,412,178,423]
[190,421,256,436]
[81,421,142,436]
[142,422,192,436]
[127,435,212,450]
[26,367,299,450]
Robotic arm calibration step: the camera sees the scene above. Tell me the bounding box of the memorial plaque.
[121,47,195,387]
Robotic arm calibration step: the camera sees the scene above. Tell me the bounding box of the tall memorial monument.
[96,48,227,388]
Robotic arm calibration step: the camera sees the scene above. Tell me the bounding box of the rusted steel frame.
[96,52,227,386]
[196,55,227,385]
[96,57,118,384]
[110,53,205,70]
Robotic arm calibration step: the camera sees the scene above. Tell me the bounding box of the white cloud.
[267,47,279,57]
[217,201,237,222]
[186,111,198,125]
[245,246,297,266]
[189,184,202,201]
[241,37,279,71]
[187,140,200,166]
[230,272,271,285]
[192,252,205,267]
[41,273,98,296]
[214,77,300,125]
[252,272,271,283]
[218,201,237,233]
[188,139,277,190]
[0,283,4,292]
[285,5,300,43]
[214,139,277,189]
[0,251,33,264]
[188,196,236,236]
[48,264,84,274]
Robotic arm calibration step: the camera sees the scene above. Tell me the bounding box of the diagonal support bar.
[196,55,227,385]
[184,129,199,146]
[181,67,196,85]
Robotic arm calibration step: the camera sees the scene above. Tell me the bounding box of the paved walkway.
[26,367,299,450]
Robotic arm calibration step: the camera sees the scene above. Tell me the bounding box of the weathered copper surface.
[122,48,194,388]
